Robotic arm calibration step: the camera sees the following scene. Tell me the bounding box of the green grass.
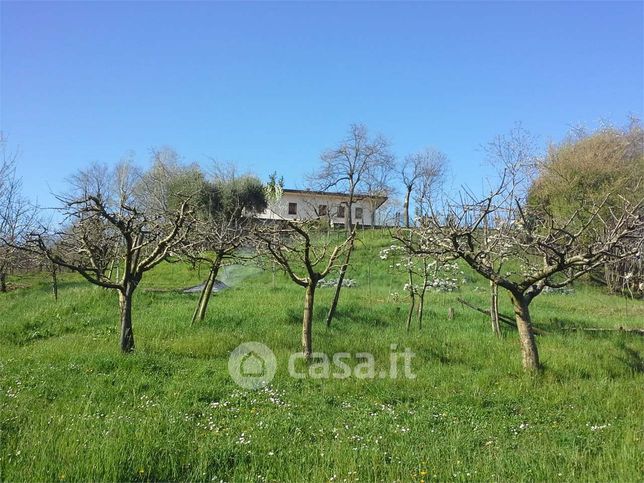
[1,229,643,481]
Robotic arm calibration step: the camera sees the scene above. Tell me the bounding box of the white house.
[256,189,388,227]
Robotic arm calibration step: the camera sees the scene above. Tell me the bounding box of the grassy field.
[0,229,643,481]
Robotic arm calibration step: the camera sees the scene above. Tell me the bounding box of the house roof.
[282,188,388,208]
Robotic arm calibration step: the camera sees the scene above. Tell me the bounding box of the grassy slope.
[0,229,642,481]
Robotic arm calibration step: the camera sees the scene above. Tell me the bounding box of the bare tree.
[483,217,501,337]
[363,160,396,228]
[23,160,194,352]
[480,125,538,335]
[406,176,643,372]
[381,235,458,331]
[255,220,354,357]
[180,173,267,324]
[0,136,37,292]
[400,148,447,228]
[135,147,191,215]
[309,123,393,235]
[375,197,404,227]
[186,214,250,324]
[308,123,394,327]
[485,124,538,190]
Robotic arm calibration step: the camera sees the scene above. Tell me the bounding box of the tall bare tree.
[135,147,195,215]
[24,160,194,352]
[400,148,447,228]
[363,160,396,228]
[309,123,393,235]
[308,123,394,327]
[255,220,354,357]
[0,136,37,292]
[481,125,538,334]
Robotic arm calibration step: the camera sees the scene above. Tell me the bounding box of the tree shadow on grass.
[614,340,644,374]
[54,279,90,290]
[414,346,467,366]
[282,298,399,329]
[284,306,303,325]
[540,315,644,336]
[1,278,88,294]
[326,307,394,328]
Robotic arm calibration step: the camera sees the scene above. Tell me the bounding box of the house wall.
[256,192,381,226]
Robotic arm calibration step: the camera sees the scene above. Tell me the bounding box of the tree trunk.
[0,272,6,293]
[118,287,135,353]
[417,261,430,329]
[346,201,353,236]
[490,281,500,337]
[405,261,415,332]
[403,186,412,228]
[406,293,415,333]
[192,257,222,324]
[51,265,58,302]
[302,283,316,358]
[271,261,276,289]
[510,293,540,372]
[417,288,425,330]
[325,238,355,328]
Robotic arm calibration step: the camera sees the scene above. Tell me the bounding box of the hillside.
[0,229,643,481]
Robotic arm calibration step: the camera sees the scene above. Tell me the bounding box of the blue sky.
[1,1,642,208]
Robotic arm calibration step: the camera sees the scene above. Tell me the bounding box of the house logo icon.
[240,351,266,377]
[228,342,277,389]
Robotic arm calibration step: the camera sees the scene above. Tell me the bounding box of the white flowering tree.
[380,236,460,331]
[402,172,643,372]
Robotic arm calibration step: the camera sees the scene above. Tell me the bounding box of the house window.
[355,207,363,219]
[319,204,328,216]
[288,202,297,215]
[337,205,345,218]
